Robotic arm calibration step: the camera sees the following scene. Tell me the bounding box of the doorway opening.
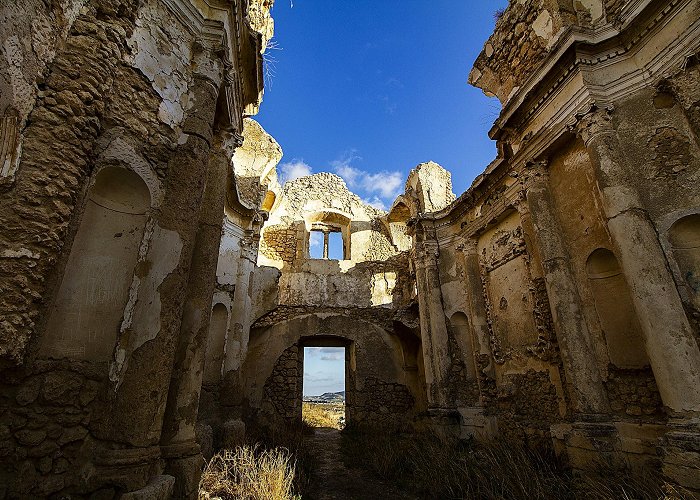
[302,346,346,429]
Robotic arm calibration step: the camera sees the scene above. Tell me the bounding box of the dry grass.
[341,427,697,500]
[199,446,299,500]
[242,420,316,496]
[302,402,344,429]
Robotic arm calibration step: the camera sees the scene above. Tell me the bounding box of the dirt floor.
[304,427,417,500]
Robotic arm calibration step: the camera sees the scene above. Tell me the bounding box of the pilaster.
[411,222,452,409]
[522,160,610,417]
[574,106,700,416]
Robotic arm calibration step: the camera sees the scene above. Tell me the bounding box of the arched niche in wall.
[40,166,151,362]
[387,202,412,251]
[204,303,229,384]
[585,248,649,368]
[668,214,700,313]
[448,312,475,379]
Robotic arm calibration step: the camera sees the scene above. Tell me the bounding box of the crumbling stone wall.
[0,364,103,498]
[352,377,415,426]
[469,0,555,103]
[0,0,272,497]
[239,311,424,429]
[259,223,297,262]
[262,344,301,422]
[605,368,664,419]
[422,0,700,490]
[495,369,564,444]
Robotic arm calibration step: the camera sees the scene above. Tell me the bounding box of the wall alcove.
[40,167,151,362]
[586,248,648,368]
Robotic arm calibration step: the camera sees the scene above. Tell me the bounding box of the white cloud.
[331,151,403,203]
[309,231,322,248]
[361,171,403,199]
[321,353,344,361]
[278,159,312,184]
[362,196,387,211]
[319,347,344,361]
[306,347,344,361]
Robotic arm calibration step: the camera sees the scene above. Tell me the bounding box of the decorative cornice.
[491,0,690,137]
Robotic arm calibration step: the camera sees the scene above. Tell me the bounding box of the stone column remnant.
[97,47,225,492]
[576,107,700,414]
[160,131,244,499]
[412,221,452,408]
[223,230,259,375]
[323,229,330,259]
[523,161,610,416]
[576,107,700,487]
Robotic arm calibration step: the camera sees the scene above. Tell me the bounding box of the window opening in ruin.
[302,346,346,429]
[308,227,345,260]
[309,230,324,259]
[328,231,344,260]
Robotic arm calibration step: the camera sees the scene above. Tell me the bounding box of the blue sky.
[256,0,508,211]
[304,347,345,396]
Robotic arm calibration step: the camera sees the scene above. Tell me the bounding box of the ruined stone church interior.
[1,0,700,498]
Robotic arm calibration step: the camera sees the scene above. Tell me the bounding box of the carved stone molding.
[511,188,530,216]
[570,106,615,146]
[414,241,440,270]
[239,231,259,262]
[521,159,550,192]
[458,237,479,256]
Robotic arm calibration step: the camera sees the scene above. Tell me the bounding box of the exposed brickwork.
[262,344,301,421]
[353,377,415,426]
[605,367,665,419]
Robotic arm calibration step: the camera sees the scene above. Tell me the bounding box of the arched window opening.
[204,303,229,384]
[668,214,700,312]
[586,248,648,368]
[305,211,351,260]
[388,202,412,251]
[449,311,475,379]
[40,167,151,362]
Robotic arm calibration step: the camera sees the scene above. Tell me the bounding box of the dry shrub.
[302,402,344,429]
[199,445,299,500]
[244,420,315,496]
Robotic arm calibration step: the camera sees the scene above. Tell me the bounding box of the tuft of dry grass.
[199,445,299,500]
[302,402,344,429]
[243,420,316,496]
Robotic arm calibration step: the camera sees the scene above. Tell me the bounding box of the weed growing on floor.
[341,426,696,500]
[199,445,298,500]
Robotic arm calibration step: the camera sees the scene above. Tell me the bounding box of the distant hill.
[303,391,345,403]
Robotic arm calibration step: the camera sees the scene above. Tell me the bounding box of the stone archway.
[240,311,423,429]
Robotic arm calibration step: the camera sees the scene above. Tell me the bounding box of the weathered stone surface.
[222,419,246,450]
[121,475,175,500]
[0,0,272,497]
[2,0,700,497]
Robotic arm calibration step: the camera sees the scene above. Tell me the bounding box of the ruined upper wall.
[405,161,456,214]
[258,173,397,266]
[468,0,632,104]
[231,118,282,210]
[247,0,275,49]
[0,0,86,124]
